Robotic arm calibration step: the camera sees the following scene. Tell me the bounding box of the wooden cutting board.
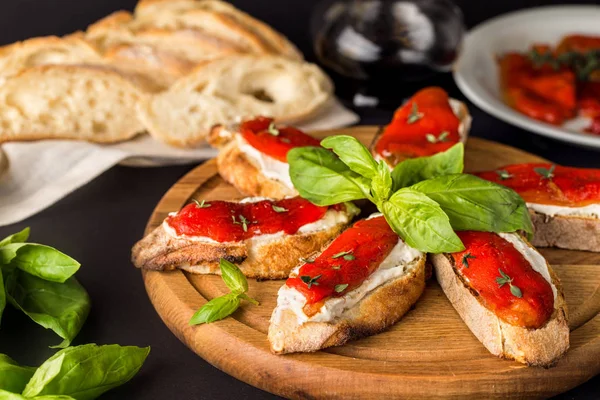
[141,127,600,399]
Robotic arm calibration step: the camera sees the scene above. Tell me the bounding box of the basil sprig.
[288,136,532,253]
[0,228,90,348]
[189,259,258,325]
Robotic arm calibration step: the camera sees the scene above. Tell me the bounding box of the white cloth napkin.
[0,100,358,227]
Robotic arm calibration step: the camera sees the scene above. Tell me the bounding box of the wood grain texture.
[141,126,600,399]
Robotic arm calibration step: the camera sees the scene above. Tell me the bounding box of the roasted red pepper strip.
[476,163,600,206]
[374,87,461,162]
[286,216,399,312]
[498,53,576,125]
[556,34,600,54]
[451,231,554,329]
[167,197,337,242]
[239,116,320,162]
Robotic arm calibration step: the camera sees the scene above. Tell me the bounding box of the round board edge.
[140,127,600,399]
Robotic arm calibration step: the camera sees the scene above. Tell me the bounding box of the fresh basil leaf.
[320,135,378,179]
[380,189,464,253]
[22,344,149,400]
[189,293,240,325]
[1,244,80,283]
[7,272,90,348]
[237,293,259,305]
[219,259,247,294]
[391,143,464,191]
[0,354,36,393]
[0,390,76,400]
[288,146,371,206]
[0,228,30,248]
[371,161,392,204]
[410,174,534,235]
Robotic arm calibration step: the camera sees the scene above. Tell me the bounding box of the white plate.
[454,5,600,149]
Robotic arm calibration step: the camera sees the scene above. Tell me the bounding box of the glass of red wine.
[311,0,465,108]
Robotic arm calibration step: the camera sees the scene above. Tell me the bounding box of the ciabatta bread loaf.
[0,65,145,143]
[134,0,303,60]
[139,55,333,147]
[529,211,600,252]
[0,33,103,80]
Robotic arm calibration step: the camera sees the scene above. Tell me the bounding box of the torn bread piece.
[138,55,333,147]
[431,231,569,367]
[208,117,320,199]
[0,65,145,144]
[132,197,359,279]
[476,163,600,252]
[269,214,427,354]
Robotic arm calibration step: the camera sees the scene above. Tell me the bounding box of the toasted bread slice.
[0,65,145,144]
[215,138,297,199]
[268,215,427,354]
[529,210,600,252]
[139,55,333,147]
[131,200,358,279]
[269,256,426,354]
[431,235,569,367]
[371,98,471,168]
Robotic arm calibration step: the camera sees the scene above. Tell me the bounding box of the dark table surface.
[0,1,599,399]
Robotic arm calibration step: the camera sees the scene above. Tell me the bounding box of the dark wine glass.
[311,0,465,108]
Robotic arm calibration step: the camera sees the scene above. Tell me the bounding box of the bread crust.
[268,255,427,354]
[131,216,350,280]
[216,139,297,199]
[370,98,471,168]
[530,210,600,252]
[431,250,569,367]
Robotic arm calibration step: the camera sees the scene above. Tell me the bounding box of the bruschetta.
[476,163,600,252]
[208,116,321,199]
[268,214,427,354]
[431,231,569,367]
[371,86,472,167]
[131,196,359,279]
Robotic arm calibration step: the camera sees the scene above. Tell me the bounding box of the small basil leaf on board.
[380,189,464,253]
[410,174,533,235]
[371,161,392,204]
[320,135,378,179]
[0,354,36,393]
[189,293,240,325]
[219,259,248,294]
[0,228,30,248]
[391,143,464,191]
[22,344,150,400]
[288,146,371,206]
[7,271,90,348]
[1,244,80,283]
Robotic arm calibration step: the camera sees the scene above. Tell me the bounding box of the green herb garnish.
[267,121,279,136]
[232,214,251,232]
[190,259,258,325]
[495,169,513,180]
[300,274,322,289]
[334,284,349,293]
[192,199,211,208]
[300,257,314,264]
[462,253,476,268]
[534,165,555,180]
[332,250,353,259]
[288,135,533,253]
[407,102,423,124]
[496,269,523,298]
[425,131,449,144]
[272,205,288,213]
